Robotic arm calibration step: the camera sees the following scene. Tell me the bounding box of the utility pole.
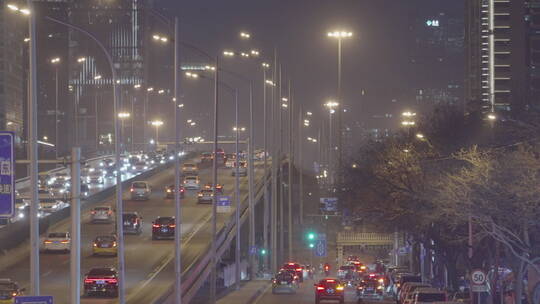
[278,65,284,266]
[287,82,293,261]
[173,17,183,304]
[70,148,81,304]
[28,0,40,294]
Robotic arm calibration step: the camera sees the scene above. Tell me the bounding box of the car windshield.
[48,232,67,238]
[132,182,147,188]
[417,293,446,302]
[94,207,110,211]
[185,177,197,181]
[320,281,339,288]
[95,236,115,242]
[88,268,116,276]
[156,217,174,224]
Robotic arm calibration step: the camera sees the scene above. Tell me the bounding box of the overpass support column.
[337,245,343,266]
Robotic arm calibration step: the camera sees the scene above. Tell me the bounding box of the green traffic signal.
[307,232,316,240]
[260,249,267,255]
[309,243,315,249]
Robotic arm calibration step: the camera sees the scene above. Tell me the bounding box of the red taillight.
[326,279,335,282]
[152,224,160,228]
[288,263,295,266]
[369,274,375,277]
[317,286,325,290]
[84,279,93,284]
[130,188,134,192]
[169,224,176,228]
[61,240,69,244]
[91,211,96,214]
[295,268,302,271]
[107,279,118,284]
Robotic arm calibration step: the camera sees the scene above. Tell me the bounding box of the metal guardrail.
[152,167,271,304]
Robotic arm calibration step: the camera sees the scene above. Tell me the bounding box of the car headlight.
[132,166,136,170]
[144,166,148,170]
[169,156,174,160]
[89,168,95,172]
[18,212,24,219]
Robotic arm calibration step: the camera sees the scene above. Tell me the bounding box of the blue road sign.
[249,245,257,255]
[0,132,15,218]
[15,296,54,304]
[217,195,231,213]
[315,239,327,257]
[320,197,338,212]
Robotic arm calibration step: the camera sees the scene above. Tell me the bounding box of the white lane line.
[252,283,272,304]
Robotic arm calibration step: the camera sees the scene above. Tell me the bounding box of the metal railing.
[337,232,394,244]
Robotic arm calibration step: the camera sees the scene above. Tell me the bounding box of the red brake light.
[130,188,134,192]
[91,211,96,214]
[107,278,118,284]
[288,263,295,266]
[152,224,160,228]
[317,286,325,290]
[326,279,335,282]
[61,240,69,244]
[296,268,302,271]
[369,274,375,277]
[84,279,93,284]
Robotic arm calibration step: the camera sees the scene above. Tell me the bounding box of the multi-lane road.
[0,157,264,303]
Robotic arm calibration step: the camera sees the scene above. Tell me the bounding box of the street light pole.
[234,90,241,290]
[28,0,40,294]
[298,107,303,227]
[337,37,342,180]
[54,64,59,159]
[173,16,183,304]
[248,82,256,279]
[270,49,278,274]
[287,83,293,261]
[262,67,269,272]
[210,55,220,304]
[44,15,125,303]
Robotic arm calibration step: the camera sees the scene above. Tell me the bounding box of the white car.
[132,161,148,173]
[90,206,114,223]
[39,200,67,214]
[183,176,200,190]
[41,232,71,252]
[225,158,235,168]
[182,163,198,175]
[130,181,151,200]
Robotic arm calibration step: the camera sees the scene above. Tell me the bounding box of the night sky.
[156,0,463,159]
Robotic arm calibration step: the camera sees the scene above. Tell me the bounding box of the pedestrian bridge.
[336,232,396,265]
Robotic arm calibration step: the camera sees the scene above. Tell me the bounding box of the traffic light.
[309,243,315,249]
[307,232,316,240]
[260,248,267,255]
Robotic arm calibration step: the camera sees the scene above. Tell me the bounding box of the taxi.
[92,235,118,256]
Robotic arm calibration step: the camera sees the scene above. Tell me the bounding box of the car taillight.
[61,240,69,244]
[326,279,335,282]
[91,211,96,214]
[44,240,52,244]
[272,279,276,284]
[130,188,134,192]
[317,286,325,290]
[167,189,171,193]
[107,279,118,284]
[93,243,97,247]
[112,242,117,247]
[152,224,160,228]
[12,292,17,297]
[336,286,344,291]
[108,211,113,215]
[84,279,93,284]
[296,268,302,271]
[169,224,176,228]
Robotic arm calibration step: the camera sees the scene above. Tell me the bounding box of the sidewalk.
[217,279,271,304]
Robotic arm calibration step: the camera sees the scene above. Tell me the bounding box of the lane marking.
[252,283,272,304]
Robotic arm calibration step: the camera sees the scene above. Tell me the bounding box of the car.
[132,161,148,173]
[151,216,176,240]
[197,189,214,203]
[92,235,117,256]
[337,265,355,280]
[411,288,447,304]
[48,183,69,199]
[39,200,67,214]
[50,172,70,184]
[104,166,118,178]
[183,176,200,190]
[400,283,432,304]
[315,278,345,304]
[272,270,299,294]
[0,279,25,303]
[357,277,384,299]
[122,212,143,234]
[81,183,90,199]
[165,184,185,199]
[130,181,151,200]
[40,232,71,253]
[87,171,104,184]
[91,206,114,223]
[225,156,236,168]
[201,152,213,163]
[182,163,198,175]
[282,262,304,282]
[231,161,247,176]
[84,267,119,297]
[204,183,223,194]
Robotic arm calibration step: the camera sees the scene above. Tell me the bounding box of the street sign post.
[0,132,15,218]
[315,239,327,257]
[320,197,338,212]
[471,269,488,292]
[15,296,53,304]
[217,196,231,213]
